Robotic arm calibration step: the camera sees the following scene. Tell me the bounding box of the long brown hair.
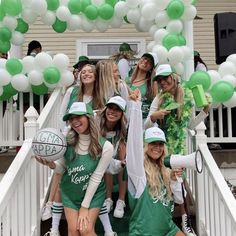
[78,64,104,110]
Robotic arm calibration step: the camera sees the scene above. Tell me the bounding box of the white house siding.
[194,0,236,70]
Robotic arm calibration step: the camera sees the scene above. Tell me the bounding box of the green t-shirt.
[128,186,179,236]
[60,138,106,210]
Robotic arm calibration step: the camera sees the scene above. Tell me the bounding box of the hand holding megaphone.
[164,150,203,173]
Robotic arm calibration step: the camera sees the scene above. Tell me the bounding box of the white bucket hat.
[154,64,173,79]
[63,102,93,121]
[144,127,166,143]
[106,96,127,111]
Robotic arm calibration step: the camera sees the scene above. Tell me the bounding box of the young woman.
[126,90,185,236]
[144,64,210,235]
[126,52,158,119]
[36,102,113,236]
[97,96,128,219]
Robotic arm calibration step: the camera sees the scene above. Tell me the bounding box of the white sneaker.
[41,202,52,221]
[182,214,196,236]
[105,198,113,213]
[113,199,125,218]
[44,229,60,236]
[104,231,118,236]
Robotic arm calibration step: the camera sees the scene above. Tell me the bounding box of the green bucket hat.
[119,42,133,52]
[194,51,200,57]
[63,102,93,121]
[73,55,89,69]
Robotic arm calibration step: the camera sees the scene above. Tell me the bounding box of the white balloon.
[109,16,123,28]
[181,46,192,60]
[166,20,183,34]
[181,5,197,21]
[223,92,236,108]
[21,0,32,6]
[147,41,156,52]
[155,11,170,28]
[154,28,168,44]
[152,45,168,64]
[95,19,109,32]
[67,15,82,31]
[41,11,56,26]
[2,16,17,30]
[226,54,236,68]
[173,62,184,75]
[114,1,128,18]
[126,0,141,8]
[53,54,70,70]
[31,0,47,16]
[168,46,184,65]
[222,75,236,87]
[10,31,25,46]
[59,70,74,87]
[22,8,38,24]
[207,70,221,90]
[0,87,3,96]
[127,8,141,24]
[11,74,30,92]
[91,0,105,6]
[141,3,157,21]
[28,70,44,85]
[56,6,71,22]
[149,25,159,37]
[22,56,37,73]
[0,69,11,86]
[60,0,69,5]
[81,17,94,32]
[218,61,236,77]
[0,59,7,69]
[153,0,171,11]
[182,0,192,6]
[137,17,154,32]
[35,52,53,70]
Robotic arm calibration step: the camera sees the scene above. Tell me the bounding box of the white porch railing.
[0,88,63,236]
[187,122,236,236]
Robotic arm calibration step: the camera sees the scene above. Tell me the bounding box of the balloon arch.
[0,0,236,107]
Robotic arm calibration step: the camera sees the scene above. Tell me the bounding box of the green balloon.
[105,0,118,7]
[0,39,10,53]
[162,33,180,50]
[188,71,211,91]
[167,0,185,19]
[80,0,91,13]
[46,0,60,11]
[68,0,81,14]
[32,83,49,95]
[6,58,23,75]
[0,5,6,21]
[43,67,60,84]
[0,27,12,41]
[15,18,29,33]
[0,87,13,101]
[178,35,186,46]
[1,0,22,16]
[52,18,67,33]
[4,83,17,96]
[98,4,114,20]
[192,0,197,5]
[210,81,234,103]
[85,5,98,20]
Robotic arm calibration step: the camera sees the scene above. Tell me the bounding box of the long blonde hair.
[144,144,172,199]
[78,64,104,110]
[67,114,103,159]
[157,73,184,120]
[96,60,117,102]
